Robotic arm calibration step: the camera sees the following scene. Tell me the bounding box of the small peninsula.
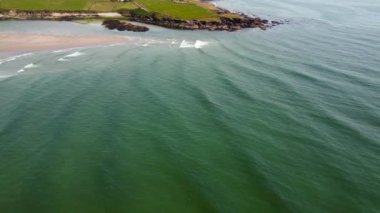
[0,0,282,31]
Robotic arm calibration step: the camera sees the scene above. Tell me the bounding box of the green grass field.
[136,0,217,20]
[89,1,138,12]
[0,0,91,10]
[0,0,220,20]
[0,0,137,11]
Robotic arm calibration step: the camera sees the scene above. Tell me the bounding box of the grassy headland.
[0,0,137,11]
[136,0,218,20]
[0,0,218,18]
[0,0,277,31]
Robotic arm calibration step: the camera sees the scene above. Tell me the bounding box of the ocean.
[0,0,379,212]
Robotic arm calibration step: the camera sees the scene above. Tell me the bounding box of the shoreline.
[0,9,283,32]
[0,32,128,56]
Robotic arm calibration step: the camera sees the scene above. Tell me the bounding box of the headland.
[0,0,283,32]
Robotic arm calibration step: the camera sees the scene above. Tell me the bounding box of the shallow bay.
[0,0,379,212]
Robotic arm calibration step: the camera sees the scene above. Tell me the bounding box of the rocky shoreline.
[121,7,283,31]
[0,9,284,32]
[129,15,281,31]
[102,20,149,32]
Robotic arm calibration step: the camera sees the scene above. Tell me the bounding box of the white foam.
[179,40,195,48]
[58,51,84,62]
[179,40,208,49]
[0,57,16,64]
[17,63,39,73]
[52,48,73,53]
[139,39,166,47]
[24,63,39,69]
[58,58,69,62]
[169,39,179,45]
[65,51,84,58]
[194,40,208,49]
[0,74,14,79]
[0,53,33,65]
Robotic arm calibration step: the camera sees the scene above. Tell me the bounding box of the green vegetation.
[136,0,217,20]
[0,0,137,11]
[0,0,91,11]
[0,0,233,21]
[89,2,138,12]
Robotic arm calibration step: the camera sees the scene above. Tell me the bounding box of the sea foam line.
[179,40,208,49]
[139,39,166,47]
[194,40,208,49]
[17,63,39,73]
[58,51,85,62]
[0,53,34,65]
[65,51,85,57]
[0,74,14,79]
[52,48,77,53]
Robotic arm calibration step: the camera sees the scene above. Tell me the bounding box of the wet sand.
[0,33,128,56]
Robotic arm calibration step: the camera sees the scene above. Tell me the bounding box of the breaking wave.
[17,63,39,73]
[0,74,14,79]
[0,53,33,65]
[179,40,208,49]
[58,51,85,62]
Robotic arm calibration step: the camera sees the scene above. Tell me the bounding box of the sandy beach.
[0,33,128,56]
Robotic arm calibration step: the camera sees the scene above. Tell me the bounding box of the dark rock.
[117,25,127,31]
[57,16,76,21]
[103,20,122,30]
[103,20,149,32]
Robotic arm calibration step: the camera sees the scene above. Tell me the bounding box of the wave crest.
[180,40,208,49]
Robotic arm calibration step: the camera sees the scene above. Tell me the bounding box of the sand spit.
[0,33,128,55]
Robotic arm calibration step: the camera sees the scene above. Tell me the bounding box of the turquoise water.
[1,0,380,212]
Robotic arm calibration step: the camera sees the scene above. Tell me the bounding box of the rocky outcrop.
[127,15,281,31]
[122,9,284,31]
[0,8,285,32]
[102,20,149,32]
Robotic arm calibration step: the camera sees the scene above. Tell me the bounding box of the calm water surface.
[0,0,379,212]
